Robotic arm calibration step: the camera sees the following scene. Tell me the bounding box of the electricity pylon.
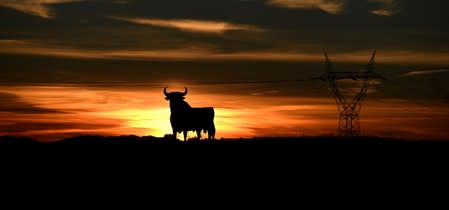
[314,51,386,136]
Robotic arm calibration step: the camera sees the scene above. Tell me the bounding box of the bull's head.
[164,86,188,101]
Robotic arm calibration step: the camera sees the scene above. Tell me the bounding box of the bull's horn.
[164,86,169,96]
[181,87,188,96]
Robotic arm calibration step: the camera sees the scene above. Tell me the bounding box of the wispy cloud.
[266,0,400,16]
[369,0,400,16]
[110,17,264,34]
[0,0,83,18]
[2,39,449,64]
[266,0,347,14]
[401,69,449,77]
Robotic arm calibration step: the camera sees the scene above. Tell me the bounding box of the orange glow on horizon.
[1,84,448,141]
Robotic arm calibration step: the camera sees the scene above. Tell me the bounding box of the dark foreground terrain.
[1,135,448,156]
[2,134,448,146]
[1,135,448,180]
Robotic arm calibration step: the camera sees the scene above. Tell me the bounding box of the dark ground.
[1,135,448,157]
[2,134,448,146]
[1,135,448,188]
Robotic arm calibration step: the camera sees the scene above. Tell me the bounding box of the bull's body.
[165,87,215,141]
[170,107,215,140]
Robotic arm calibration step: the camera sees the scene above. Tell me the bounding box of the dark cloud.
[0,0,447,54]
[0,122,118,133]
[0,92,66,114]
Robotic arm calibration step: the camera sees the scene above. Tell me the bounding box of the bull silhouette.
[164,87,215,141]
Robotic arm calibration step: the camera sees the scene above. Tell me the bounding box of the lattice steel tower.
[315,51,386,136]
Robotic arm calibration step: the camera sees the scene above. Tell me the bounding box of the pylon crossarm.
[318,72,385,81]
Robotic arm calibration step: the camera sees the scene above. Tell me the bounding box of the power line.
[0,79,312,87]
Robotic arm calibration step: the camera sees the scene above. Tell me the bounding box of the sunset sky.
[1,0,448,141]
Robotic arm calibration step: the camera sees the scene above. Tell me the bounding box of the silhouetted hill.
[1,135,448,146]
[2,135,448,175]
[0,135,40,145]
[1,135,448,154]
[56,135,165,145]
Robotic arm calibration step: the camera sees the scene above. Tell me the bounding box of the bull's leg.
[196,130,201,140]
[208,131,212,140]
[183,130,188,141]
[172,128,177,140]
[209,125,216,140]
